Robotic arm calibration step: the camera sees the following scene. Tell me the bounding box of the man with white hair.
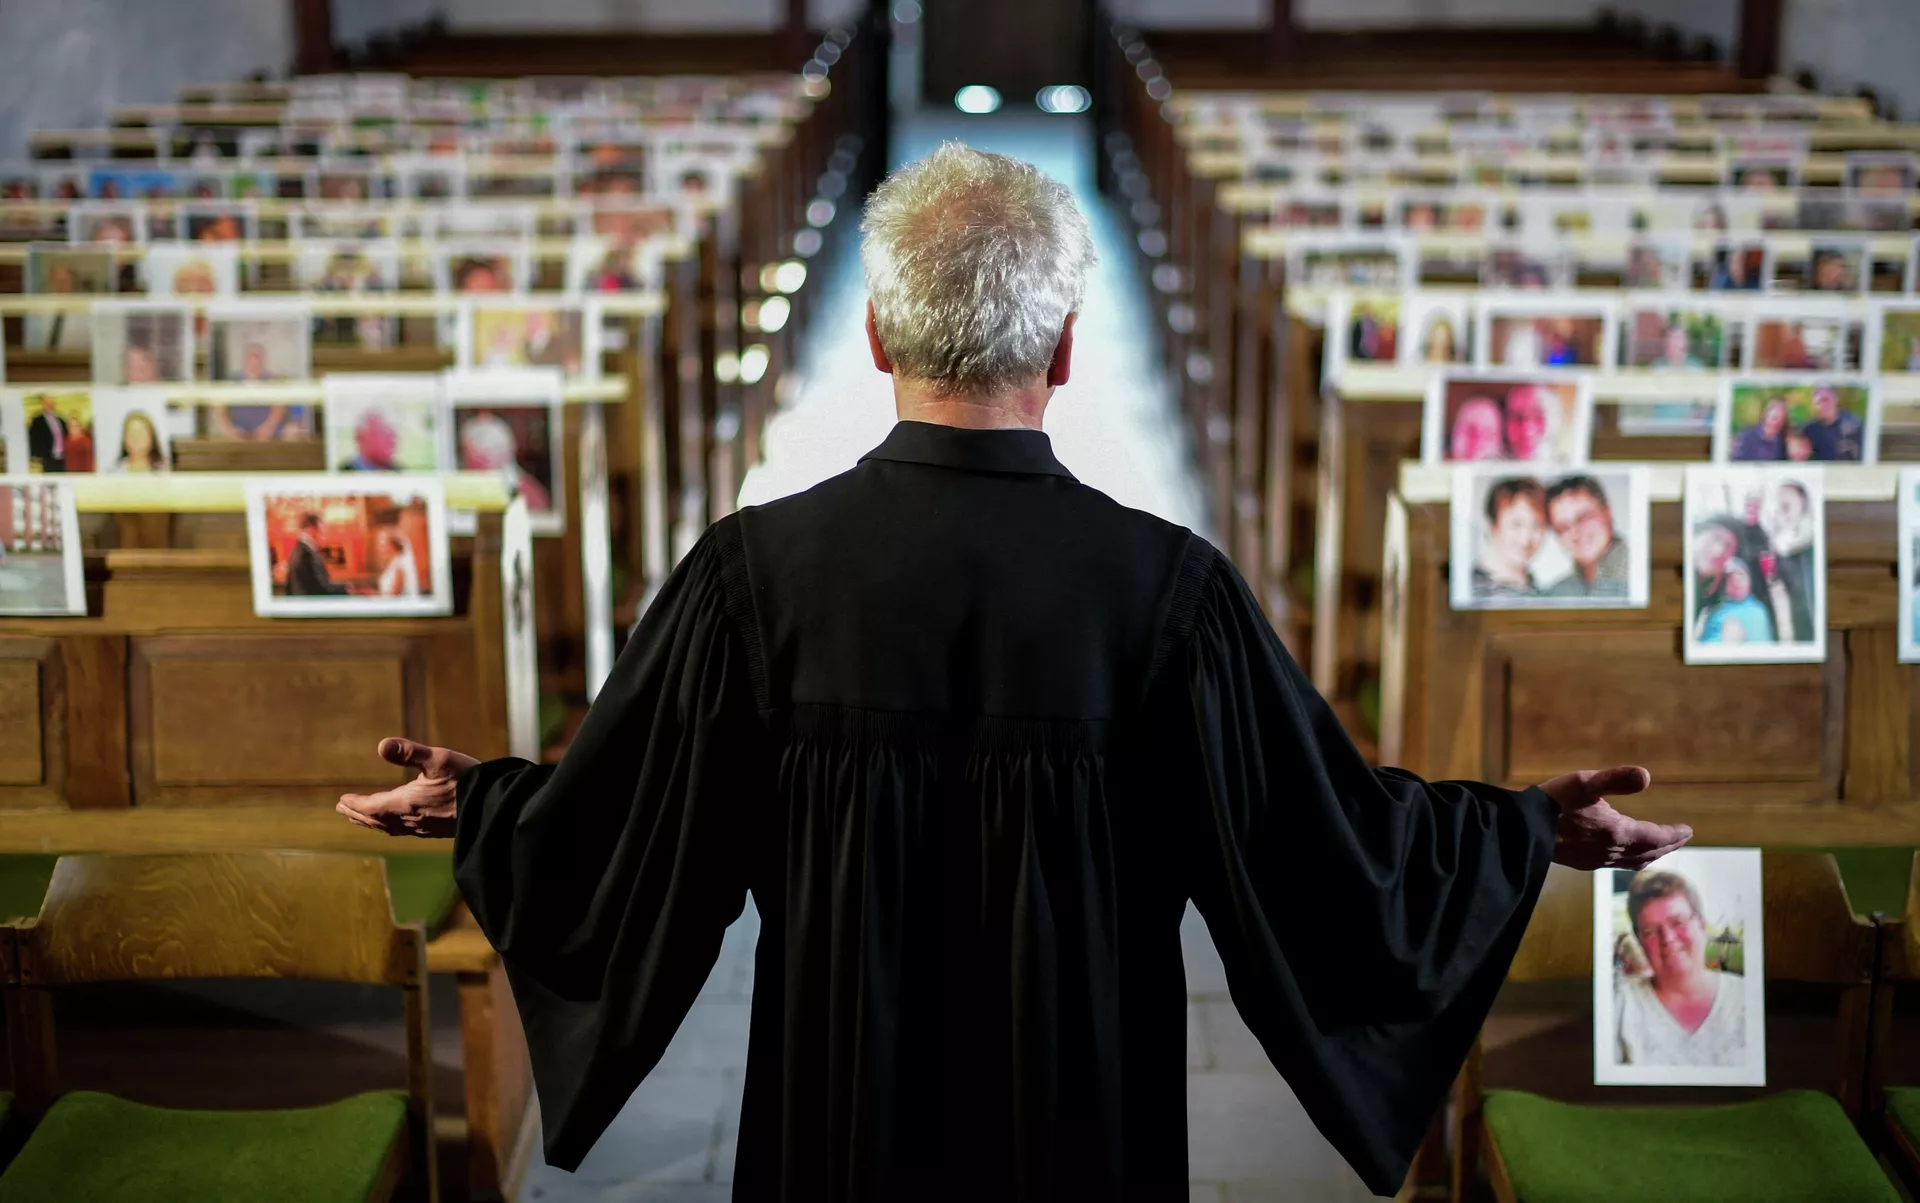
[338,144,1685,1200]
[459,411,552,513]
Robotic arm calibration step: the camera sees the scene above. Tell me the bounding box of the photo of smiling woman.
[1594,847,1766,1087]
[1451,465,1650,610]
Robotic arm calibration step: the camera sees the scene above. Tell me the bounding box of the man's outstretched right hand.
[1540,766,1693,871]
[336,737,478,840]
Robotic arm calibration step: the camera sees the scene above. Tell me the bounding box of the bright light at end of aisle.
[1036,85,1091,114]
[954,86,1002,115]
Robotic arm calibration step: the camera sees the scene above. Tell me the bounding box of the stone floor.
[521,107,1375,1203]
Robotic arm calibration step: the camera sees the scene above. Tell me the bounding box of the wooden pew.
[1379,462,1920,845]
[0,475,535,1201]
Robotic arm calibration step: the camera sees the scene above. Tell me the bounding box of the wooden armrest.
[426,903,501,976]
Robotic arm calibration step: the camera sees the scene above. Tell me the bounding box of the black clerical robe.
[452,421,1560,1201]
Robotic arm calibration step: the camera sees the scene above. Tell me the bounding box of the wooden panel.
[1491,627,1839,790]
[62,637,128,809]
[128,635,422,806]
[0,655,45,785]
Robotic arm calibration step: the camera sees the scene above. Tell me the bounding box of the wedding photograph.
[245,476,452,618]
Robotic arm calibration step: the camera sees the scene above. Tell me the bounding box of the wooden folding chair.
[1451,852,1899,1203]
[0,851,436,1203]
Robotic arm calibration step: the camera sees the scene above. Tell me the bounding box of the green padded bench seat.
[1809,847,1914,918]
[0,853,459,936]
[1884,1088,1920,1155]
[1483,1089,1900,1203]
[0,1089,407,1203]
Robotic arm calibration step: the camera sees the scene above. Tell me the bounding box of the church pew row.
[0,475,532,1200]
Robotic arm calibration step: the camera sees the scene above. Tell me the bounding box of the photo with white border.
[1449,464,1650,610]
[244,474,453,618]
[1683,464,1827,664]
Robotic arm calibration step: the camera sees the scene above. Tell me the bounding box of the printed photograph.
[323,376,448,474]
[1423,372,1593,466]
[1898,469,1920,663]
[1399,196,1490,233]
[1717,378,1877,462]
[20,389,93,474]
[434,244,530,295]
[1323,293,1399,382]
[90,388,173,474]
[0,478,87,616]
[204,304,315,442]
[1744,311,1865,371]
[1481,245,1566,290]
[566,239,664,294]
[143,244,240,300]
[1620,304,1729,369]
[299,206,395,240]
[1594,847,1766,1087]
[178,204,252,243]
[1624,240,1687,290]
[1684,466,1826,664]
[1877,304,1920,372]
[90,304,193,385]
[445,369,566,536]
[1290,241,1410,289]
[586,200,680,246]
[458,302,595,378]
[1478,299,1615,369]
[1845,152,1917,194]
[1727,160,1797,193]
[24,245,115,352]
[1699,242,1768,292]
[87,167,178,201]
[1401,295,1473,366]
[0,394,20,475]
[1798,243,1869,294]
[1449,465,1650,609]
[67,205,146,245]
[245,477,452,618]
[1276,196,1348,230]
[298,241,399,293]
[1795,193,1908,234]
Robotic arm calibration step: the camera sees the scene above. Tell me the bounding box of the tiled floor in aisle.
[518,110,1373,1203]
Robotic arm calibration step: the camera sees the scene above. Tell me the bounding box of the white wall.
[0,0,291,159]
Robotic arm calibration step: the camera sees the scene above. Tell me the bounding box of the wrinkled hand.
[1540,766,1692,871]
[336,738,479,839]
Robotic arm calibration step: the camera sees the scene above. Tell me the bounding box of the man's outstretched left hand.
[336,737,478,839]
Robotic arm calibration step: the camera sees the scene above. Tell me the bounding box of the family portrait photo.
[1449,465,1650,609]
[1322,293,1399,381]
[1716,378,1878,463]
[245,477,452,618]
[0,478,87,616]
[1423,372,1593,466]
[1401,295,1472,366]
[323,375,449,474]
[445,368,566,536]
[1684,466,1826,664]
[1479,298,1615,369]
[1593,847,1766,1087]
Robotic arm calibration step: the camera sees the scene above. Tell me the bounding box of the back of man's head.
[861,143,1095,396]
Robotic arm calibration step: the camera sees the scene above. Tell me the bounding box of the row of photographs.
[15,199,690,242]
[1327,292,1920,378]
[1422,372,1880,464]
[1233,148,1919,192]
[1290,236,1919,294]
[1445,462,1894,672]
[0,371,568,535]
[1272,189,1918,238]
[2,299,605,386]
[0,474,456,619]
[1195,90,1845,127]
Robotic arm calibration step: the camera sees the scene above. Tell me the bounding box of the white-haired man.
[339,144,1686,1200]
[459,412,552,513]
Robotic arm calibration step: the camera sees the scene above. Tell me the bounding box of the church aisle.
[518,111,1370,1203]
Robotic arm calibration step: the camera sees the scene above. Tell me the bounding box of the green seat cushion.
[0,1089,407,1203]
[1884,1087,1920,1151]
[1483,1089,1900,1203]
[0,853,457,936]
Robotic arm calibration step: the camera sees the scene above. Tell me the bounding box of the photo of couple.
[1684,467,1826,664]
[1425,372,1592,466]
[1450,466,1649,609]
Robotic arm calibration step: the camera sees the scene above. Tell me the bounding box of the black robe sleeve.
[1176,549,1559,1198]
[451,522,765,1172]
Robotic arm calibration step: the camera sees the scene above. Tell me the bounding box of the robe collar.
[858,420,1077,481]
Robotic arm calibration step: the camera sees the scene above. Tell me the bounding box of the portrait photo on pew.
[1481,242,1568,290]
[1287,235,1412,291]
[1697,239,1769,292]
[1321,292,1399,383]
[1896,469,1920,662]
[444,366,566,536]
[300,240,401,351]
[66,202,147,247]
[322,373,448,474]
[1770,240,1871,295]
[0,476,86,616]
[1401,293,1473,366]
[14,387,92,473]
[1715,377,1879,463]
[202,302,315,441]
[1449,464,1650,609]
[142,242,240,301]
[1683,465,1827,664]
[1422,369,1594,466]
[0,393,19,474]
[89,302,192,386]
[1743,304,1865,372]
[1593,847,1767,1087]
[89,388,172,474]
[1875,302,1920,373]
[457,299,598,380]
[244,475,451,618]
[1477,295,1617,369]
[1845,151,1919,195]
[23,243,115,352]
[178,201,254,244]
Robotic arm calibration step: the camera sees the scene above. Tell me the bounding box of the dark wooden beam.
[292,0,337,74]
[1737,0,1783,80]
[784,0,812,64]
[1268,0,1300,64]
